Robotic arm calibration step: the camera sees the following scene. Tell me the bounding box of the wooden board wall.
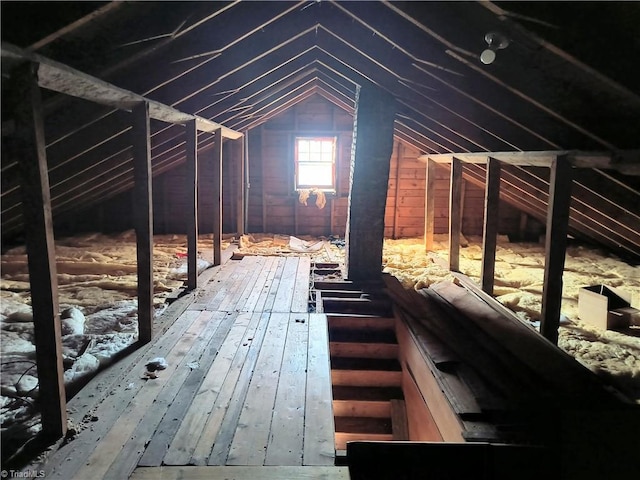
[245,95,354,237]
[52,95,530,240]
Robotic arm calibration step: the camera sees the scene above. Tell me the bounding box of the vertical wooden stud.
[294,195,299,236]
[393,142,402,239]
[481,157,501,295]
[236,137,245,236]
[244,132,250,235]
[540,155,572,344]
[10,62,67,440]
[449,157,463,272]
[213,128,223,266]
[519,211,528,241]
[185,119,198,291]
[132,101,153,344]
[424,159,436,251]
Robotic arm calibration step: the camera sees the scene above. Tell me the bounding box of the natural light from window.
[295,137,336,191]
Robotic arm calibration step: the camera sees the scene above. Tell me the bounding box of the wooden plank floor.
[40,255,336,479]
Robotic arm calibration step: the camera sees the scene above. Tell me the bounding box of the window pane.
[298,150,310,162]
[296,137,335,190]
[309,152,322,163]
[298,164,333,187]
[309,140,321,153]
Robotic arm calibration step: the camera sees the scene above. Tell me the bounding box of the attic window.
[294,137,336,192]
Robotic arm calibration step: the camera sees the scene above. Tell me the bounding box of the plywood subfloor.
[40,255,335,479]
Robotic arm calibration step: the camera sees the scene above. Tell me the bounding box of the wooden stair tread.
[330,356,402,371]
[327,316,396,330]
[332,386,404,401]
[334,416,393,434]
[329,342,399,359]
[333,399,391,418]
[329,328,397,344]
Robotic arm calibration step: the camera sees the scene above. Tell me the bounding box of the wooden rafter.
[1,43,242,139]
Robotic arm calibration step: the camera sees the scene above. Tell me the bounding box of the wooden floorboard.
[40,255,335,477]
[304,313,336,465]
[162,311,254,465]
[190,311,271,466]
[73,310,222,480]
[130,465,350,480]
[264,313,309,466]
[225,312,289,465]
[45,309,205,479]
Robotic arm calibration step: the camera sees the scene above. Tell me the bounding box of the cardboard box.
[610,307,640,327]
[578,285,633,330]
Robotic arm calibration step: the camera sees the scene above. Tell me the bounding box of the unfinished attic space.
[2,1,640,478]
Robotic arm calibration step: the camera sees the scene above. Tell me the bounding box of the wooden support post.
[244,132,250,235]
[330,197,335,235]
[540,155,572,344]
[424,159,436,251]
[481,157,501,295]
[213,128,223,266]
[519,211,528,241]
[392,142,402,239]
[294,195,299,236]
[185,119,198,291]
[10,62,67,440]
[132,102,153,344]
[236,137,245,236]
[449,157,463,272]
[345,85,396,282]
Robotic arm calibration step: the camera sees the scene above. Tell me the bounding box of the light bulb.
[480,49,496,65]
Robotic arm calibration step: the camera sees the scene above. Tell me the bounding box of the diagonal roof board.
[1,1,638,257]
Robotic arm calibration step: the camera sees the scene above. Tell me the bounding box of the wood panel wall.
[53,95,532,241]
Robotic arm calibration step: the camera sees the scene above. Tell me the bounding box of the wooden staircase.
[312,271,408,458]
[329,315,405,451]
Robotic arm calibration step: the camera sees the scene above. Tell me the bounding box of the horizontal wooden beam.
[419,150,640,175]
[1,42,243,140]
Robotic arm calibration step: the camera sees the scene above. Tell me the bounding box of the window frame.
[294,136,337,193]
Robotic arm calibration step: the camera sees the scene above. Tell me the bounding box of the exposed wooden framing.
[1,43,242,139]
[213,128,223,266]
[185,120,198,291]
[419,150,640,175]
[132,102,154,344]
[244,132,250,235]
[481,1,640,106]
[448,157,463,272]
[481,157,501,295]
[540,155,573,344]
[345,85,396,281]
[294,198,299,236]
[28,3,123,51]
[330,198,335,234]
[392,142,402,239]
[424,159,436,251]
[440,160,640,258]
[235,137,245,236]
[10,62,67,439]
[444,48,616,150]
[518,211,528,241]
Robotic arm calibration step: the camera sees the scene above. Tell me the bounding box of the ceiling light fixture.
[480,32,510,65]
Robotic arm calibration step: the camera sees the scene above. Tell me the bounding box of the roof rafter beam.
[1,43,242,139]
